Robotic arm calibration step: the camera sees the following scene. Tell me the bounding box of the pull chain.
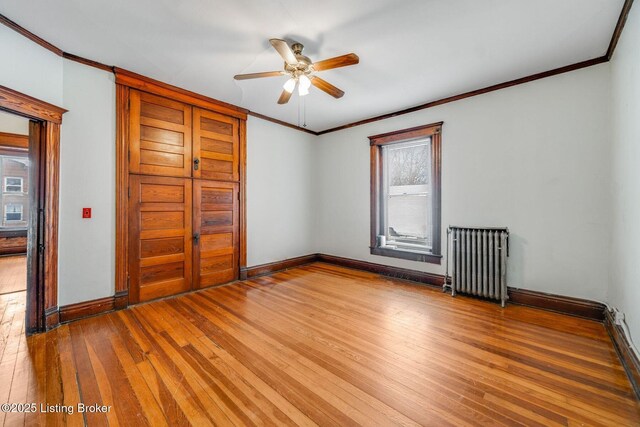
[302,96,307,128]
[296,94,307,128]
[297,93,301,127]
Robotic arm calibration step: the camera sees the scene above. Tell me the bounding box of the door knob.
[194,158,200,170]
[194,233,200,244]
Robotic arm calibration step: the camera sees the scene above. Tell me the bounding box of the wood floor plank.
[0,256,26,295]
[0,263,639,425]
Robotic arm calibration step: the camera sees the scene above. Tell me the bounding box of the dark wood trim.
[0,85,67,124]
[240,254,319,279]
[114,290,129,310]
[247,111,318,136]
[0,229,27,256]
[62,52,113,73]
[115,74,248,306]
[607,0,636,60]
[508,287,606,321]
[27,121,44,332]
[0,13,115,73]
[239,119,248,271]
[0,229,27,238]
[0,88,65,334]
[317,254,444,287]
[44,306,59,330]
[115,85,129,297]
[59,296,115,323]
[114,67,248,120]
[317,57,607,135]
[0,131,29,149]
[317,254,608,321]
[369,122,444,145]
[605,309,640,399]
[0,248,26,256]
[1,3,634,136]
[43,122,61,324]
[0,13,63,56]
[369,122,442,263]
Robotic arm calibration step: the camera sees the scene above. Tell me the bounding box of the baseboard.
[241,254,319,279]
[45,306,59,330]
[0,251,26,257]
[114,290,129,310]
[316,253,444,287]
[244,253,607,321]
[508,287,606,321]
[605,309,640,399]
[59,296,116,323]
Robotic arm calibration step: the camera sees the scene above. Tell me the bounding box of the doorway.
[0,84,66,334]
[0,111,30,298]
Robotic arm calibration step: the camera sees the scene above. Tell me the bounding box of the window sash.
[4,204,23,222]
[4,177,23,193]
[369,122,442,264]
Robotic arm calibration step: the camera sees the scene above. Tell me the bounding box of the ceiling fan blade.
[269,39,298,66]
[310,77,345,98]
[313,53,359,72]
[234,71,283,80]
[277,88,293,104]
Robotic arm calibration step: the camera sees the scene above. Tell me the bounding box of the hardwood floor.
[1,262,639,426]
[0,255,26,295]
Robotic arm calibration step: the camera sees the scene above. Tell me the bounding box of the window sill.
[370,246,442,264]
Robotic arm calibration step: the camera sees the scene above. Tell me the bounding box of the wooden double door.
[128,90,241,303]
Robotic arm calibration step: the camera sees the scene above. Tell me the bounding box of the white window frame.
[4,177,24,193]
[4,204,24,222]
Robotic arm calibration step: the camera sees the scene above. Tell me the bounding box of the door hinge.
[38,243,45,254]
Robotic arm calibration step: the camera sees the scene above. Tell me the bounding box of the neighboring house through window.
[4,204,23,222]
[4,177,23,193]
[369,122,442,264]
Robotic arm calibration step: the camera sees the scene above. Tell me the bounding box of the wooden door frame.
[0,84,66,333]
[114,69,248,306]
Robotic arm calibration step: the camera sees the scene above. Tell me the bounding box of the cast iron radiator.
[444,226,509,307]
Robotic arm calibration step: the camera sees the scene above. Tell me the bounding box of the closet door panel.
[193,108,239,182]
[129,175,192,303]
[130,90,192,177]
[193,180,239,289]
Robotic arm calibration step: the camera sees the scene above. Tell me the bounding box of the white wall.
[316,64,612,302]
[246,116,316,266]
[0,24,63,106]
[58,60,116,305]
[0,110,29,135]
[0,18,625,311]
[609,4,640,346]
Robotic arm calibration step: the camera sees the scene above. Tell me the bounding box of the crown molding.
[1,0,635,136]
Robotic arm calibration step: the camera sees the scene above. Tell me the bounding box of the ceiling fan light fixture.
[283,77,297,93]
[298,75,311,96]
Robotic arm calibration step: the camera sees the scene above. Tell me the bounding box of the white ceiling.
[0,0,623,131]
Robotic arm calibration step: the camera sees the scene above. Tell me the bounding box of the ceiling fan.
[234,39,359,104]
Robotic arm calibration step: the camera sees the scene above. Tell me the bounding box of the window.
[370,122,442,263]
[4,177,23,193]
[4,204,23,222]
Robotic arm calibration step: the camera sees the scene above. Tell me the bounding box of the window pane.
[1,156,29,229]
[383,138,432,250]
